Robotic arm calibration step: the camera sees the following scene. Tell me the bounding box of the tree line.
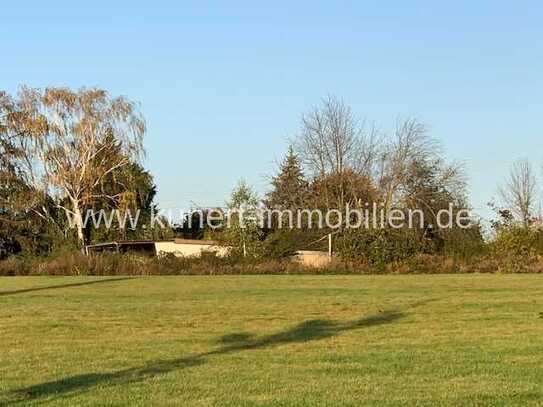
[202,95,479,263]
[0,87,539,270]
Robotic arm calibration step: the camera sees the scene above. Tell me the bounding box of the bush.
[442,226,486,260]
[337,229,425,267]
[490,226,543,273]
[492,226,543,256]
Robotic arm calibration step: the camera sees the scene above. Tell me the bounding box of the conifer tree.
[265,147,309,210]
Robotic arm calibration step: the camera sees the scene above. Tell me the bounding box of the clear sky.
[2,1,542,221]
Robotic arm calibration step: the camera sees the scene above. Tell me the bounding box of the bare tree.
[295,95,381,209]
[296,95,362,176]
[353,123,382,179]
[498,159,538,227]
[376,118,438,215]
[1,86,146,245]
[293,98,465,225]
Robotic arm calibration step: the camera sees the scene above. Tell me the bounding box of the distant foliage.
[221,180,265,259]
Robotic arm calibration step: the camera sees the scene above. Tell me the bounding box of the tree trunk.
[71,199,86,247]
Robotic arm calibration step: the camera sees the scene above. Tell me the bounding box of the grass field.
[1,275,543,406]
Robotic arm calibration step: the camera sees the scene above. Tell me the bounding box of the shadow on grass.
[214,311,404,352]
[0,277,134,297]
[6,311,404,404]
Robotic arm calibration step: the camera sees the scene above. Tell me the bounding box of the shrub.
[442,226,486,260]
[490,226,543,273]
[337,229,424,267]
[492,226,543,256]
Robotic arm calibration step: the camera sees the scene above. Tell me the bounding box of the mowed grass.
[1,275,543,406]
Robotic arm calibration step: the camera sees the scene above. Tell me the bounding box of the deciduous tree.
[1,86,146,246]
[498,159,538,227]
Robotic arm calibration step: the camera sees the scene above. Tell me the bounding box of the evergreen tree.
[265,147,309,209]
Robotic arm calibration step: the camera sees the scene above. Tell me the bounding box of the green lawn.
[1,275,542,406]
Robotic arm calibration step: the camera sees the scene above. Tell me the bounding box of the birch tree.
[0,86,145,245]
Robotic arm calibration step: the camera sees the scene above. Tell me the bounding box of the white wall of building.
[155,240,229,258]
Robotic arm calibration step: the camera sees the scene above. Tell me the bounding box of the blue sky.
[2,1,542,220]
